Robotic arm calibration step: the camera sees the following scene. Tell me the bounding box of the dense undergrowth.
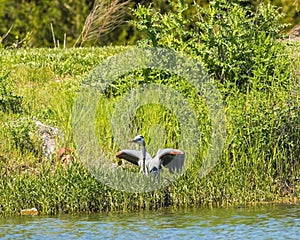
[0,0,299,216]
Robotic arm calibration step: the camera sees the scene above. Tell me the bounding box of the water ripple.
[1,204,300,239]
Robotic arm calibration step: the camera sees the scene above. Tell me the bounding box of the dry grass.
[74,0,130,47]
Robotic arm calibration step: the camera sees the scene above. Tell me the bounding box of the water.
[1,204,300,239]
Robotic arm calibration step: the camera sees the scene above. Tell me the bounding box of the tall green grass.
[0,44,299,216]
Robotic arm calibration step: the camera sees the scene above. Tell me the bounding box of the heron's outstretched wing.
[116,149,141,165]
[116,149,152,166]
[156,148,185,173]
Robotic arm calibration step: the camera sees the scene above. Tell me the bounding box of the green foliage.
[132,0,292,91]
[0,0,93,47]
[196,0,290,88]
[0,0,299,48]
[6,117,41,156]
[0,42,299,215]
[0,71,23,113]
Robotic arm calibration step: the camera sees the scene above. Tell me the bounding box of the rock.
[20,208,39,216]
[35,120,60,158]
[288,24,300,41]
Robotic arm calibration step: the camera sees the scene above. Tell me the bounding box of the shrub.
[132,0,291,91]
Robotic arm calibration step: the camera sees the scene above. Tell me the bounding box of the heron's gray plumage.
[152,148,185,173]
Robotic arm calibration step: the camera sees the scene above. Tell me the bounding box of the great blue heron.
[116,135,185,175]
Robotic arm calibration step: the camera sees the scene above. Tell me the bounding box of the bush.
[132,0,291,91]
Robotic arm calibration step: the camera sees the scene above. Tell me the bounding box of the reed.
[74,0,130,47]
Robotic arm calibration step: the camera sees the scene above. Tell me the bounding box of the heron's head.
[129,135,145,145]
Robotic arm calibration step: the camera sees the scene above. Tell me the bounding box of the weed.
[0,71,23,113]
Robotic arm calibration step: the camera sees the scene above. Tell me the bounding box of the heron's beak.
[129,139,139,143]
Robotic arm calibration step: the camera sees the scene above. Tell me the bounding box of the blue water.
[1,204,300,239]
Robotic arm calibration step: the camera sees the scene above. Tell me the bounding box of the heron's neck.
[141,141,146,159]
[141,141,147,174]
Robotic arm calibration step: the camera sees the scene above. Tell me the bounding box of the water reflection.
[1,204,300,239]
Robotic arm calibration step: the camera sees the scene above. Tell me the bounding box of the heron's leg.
[143,158,146,173]
[139,158,148,175]
[139,166,143,173]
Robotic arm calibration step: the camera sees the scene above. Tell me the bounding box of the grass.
[0,43,299,216]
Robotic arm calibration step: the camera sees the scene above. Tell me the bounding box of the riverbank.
[0,44,299,216]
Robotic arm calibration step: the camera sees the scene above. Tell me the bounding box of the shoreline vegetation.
[1,1,300,216]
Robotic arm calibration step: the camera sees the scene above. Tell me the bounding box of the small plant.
[6,117,42,156]
[0,71,23,113]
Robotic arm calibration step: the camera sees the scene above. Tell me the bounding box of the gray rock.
[35,120,60,158]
